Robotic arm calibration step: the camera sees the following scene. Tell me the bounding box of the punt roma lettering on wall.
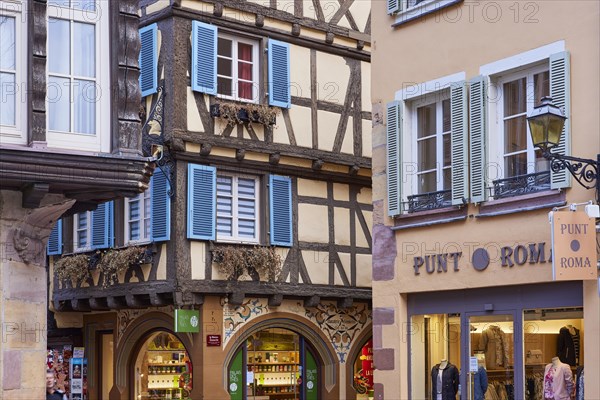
[412,243,551,275]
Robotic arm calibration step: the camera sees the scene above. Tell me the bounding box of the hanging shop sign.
[550,210,597,281]
[175,309,200,333]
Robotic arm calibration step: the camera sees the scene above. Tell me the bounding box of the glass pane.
[217,217,232,236]
[48,76,70,132]
[72,0,96,11]
[443,167,451,191]
[442,99,451,132]
[217,57,232,78]
[0,73,15,126]
[410,314,461,400]
[238,81,253,101]
[217,197,232,216]
[443,133,451,167]
[144,217,151,239]
[218,37,232,57]
[73,22,95,78]
[418,171,436,194]
[130,199,140,220]
[238,43,252,62]
[418,137,436,171]
[417,103,436,138]
[74,79,96,134]
[0,16,15,70]
[238,198,255,217]
[238,219,255,237]
[469,315,514,400]
[48,19,70,75]
[533,71,550,105]
[47,0,70,7]
[238,178,255,196]
[238,61,252,81]
[217,77,232,97]
[129,221,140,241]
[504,115,528,153]
[505,152,528,177]
[217,176,233,195]
[503,78,526,116]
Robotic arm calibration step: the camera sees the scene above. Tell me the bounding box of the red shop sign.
[206,335,221,347]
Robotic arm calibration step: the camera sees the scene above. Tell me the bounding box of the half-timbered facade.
[0,1,152,398]
[49,0,373,399]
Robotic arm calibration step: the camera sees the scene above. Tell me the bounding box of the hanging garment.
[544,362,574,400]
[575,366,584,400]
[479,325,509,368]
[474,366,489,400]
[557,326,579,366]
[431,363,460,400]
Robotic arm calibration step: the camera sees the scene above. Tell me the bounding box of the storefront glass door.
[466,314,516,400]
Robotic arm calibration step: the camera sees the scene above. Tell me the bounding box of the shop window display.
[410,314,461,400]
[134,332,192,400]
[246,328,301,400]
[353,340,374,399]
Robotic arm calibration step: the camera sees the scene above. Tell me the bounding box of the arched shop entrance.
[130,331,193,400]
[350,339,373,399]
[226,325,333,400]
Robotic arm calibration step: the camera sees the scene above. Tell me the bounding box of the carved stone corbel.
[10,198,75,266]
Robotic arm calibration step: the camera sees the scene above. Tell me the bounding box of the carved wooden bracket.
[10,198,75,266]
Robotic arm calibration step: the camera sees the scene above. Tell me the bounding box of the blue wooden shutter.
[139,23,158,97]
[469,76,488,204]
[191,21,217,95]
[152,168,171,242]
[47,219,62,255]
[450,81,468,206]
[268,40,291,108]
[549,51,571,189]
[387,0,400,14]
[187,164,216,240]
[386,101,402,216]
[269,175,293,247]
[91,202,113,249]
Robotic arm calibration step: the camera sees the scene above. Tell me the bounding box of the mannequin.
[473,358,488,400]
[558,325,579,366]
[479,325,509,368]
[431,359,459,400]
[575,366,584,400]
[544,357,574,400]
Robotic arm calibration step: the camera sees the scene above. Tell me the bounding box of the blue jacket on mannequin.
[474,366,488,400]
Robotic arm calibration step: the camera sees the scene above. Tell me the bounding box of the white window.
[125,182,152,244]
[216,174,259,242]
[74,211,92,252]
[46,0,109,152]
[497,66,550,178]
[0,2,26,144]
[412,98,451,194]
[217,34,259,103]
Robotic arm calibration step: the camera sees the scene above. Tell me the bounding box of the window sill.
[476,190,566,218]
[392,206,468,231]
[392,0,463,27]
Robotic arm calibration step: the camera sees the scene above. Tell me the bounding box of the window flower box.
[210,103,277,126]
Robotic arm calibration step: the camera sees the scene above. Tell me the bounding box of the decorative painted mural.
[117,306,174,344]
[222,298,371,363]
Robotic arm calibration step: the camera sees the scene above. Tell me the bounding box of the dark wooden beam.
[126,294,148,309]
[337,297,354,309]
[268,294,284,307]
[71,298,91,312]
[53,300,72,312]
[291,96,372,121]
[149,292,170,306]
[107,296,127,309]
[89,297,110,311]
[174,130,371,169]
[21,183,49,208]
[304,295,320,308]
[229,291,245,306]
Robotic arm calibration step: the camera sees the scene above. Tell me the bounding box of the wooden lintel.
[71,298,91,312]
[21,183,49,209]
[337,297,353,309]
[107,296,127,309]
[191,293,204,305]
[268,294,284,307]
[125,294,147,309]
[89,297,110,310]
[53,300,72,312]
[229,292,245,306]
[149,292,170,306]
[304,295,320,308]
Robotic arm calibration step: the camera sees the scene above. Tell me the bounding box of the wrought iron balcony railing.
[405,189,452,213]
[490,171,551,200]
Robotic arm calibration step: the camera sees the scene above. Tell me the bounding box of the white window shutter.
[386,101,402,216]
[549,51,571,189]
[469,76,488,204]
[387,0,400,14]
[450,81,468,206]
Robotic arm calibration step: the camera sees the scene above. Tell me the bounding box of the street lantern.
[527,96,567,153]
